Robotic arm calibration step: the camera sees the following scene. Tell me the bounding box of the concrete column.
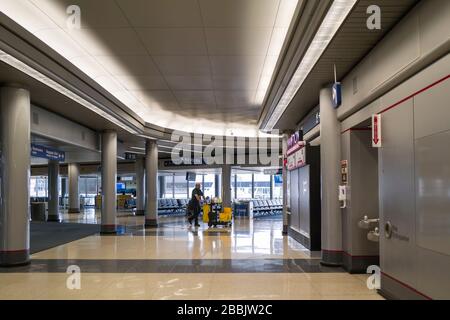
[68,163,80,213]
[135,157,145,216]
[282,133,289,234]
[145,139,158,227]
[47,160,60,222]
[101,130,117,234]
[0,86,31,266]
[251,174,255,199]
[158,176,165,198]
[221,165,232,209]
[320,86,343,266]
[214,174,220,198]
[61,177,67,205]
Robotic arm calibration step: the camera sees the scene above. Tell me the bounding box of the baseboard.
[343,253,379,274]
[379,272,431,300]
[288,227,320,251]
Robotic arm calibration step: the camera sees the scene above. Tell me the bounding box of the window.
[59,177,66,197]
[159,174,174,199]
[273,174,283,199]
[79,176,100,206]
[174,174,188,199]
[203,174,216,198]
[236,174,253,199]
[253,173,271,199]
[188,175,203,198]
[231,173,236,200]
[86,177,99,197]
[30,176,48,198]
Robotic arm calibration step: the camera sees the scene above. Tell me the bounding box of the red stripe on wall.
[381,272,433,300]
[343,251,378,259]
[341,128,372,134]
[341,74,450,134]
[379,75,449,114]
[0,249,29,253]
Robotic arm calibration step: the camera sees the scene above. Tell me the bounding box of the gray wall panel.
[417,247,450,299]
[341,129,379,274]
[341,132,351,254]
[299,165,310,237]
[350,131,379,256]
[338,0,450,122]
[415,131,450,256]
[289,170,300,231]
[414,79,450,139]
[379,100,417,289]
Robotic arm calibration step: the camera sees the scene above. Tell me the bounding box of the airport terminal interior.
[0,0,449,301]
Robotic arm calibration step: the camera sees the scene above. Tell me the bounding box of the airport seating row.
[252,199,283,217]
[158,198,189,215]
[125,198,190,215]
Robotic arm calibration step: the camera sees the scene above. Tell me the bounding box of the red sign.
[372,114,381,148]
[287,145,306,171]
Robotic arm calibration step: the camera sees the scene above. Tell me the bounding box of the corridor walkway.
[0,215,382,300]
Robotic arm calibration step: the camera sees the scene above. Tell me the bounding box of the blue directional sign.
[332,82,342,108]
[274,175,283,185]
[31,144,65,162]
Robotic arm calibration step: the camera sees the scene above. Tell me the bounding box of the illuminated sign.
[31,144,65,161]
[332,82,342,108]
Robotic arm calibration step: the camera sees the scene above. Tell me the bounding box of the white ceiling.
[0,0,298,136]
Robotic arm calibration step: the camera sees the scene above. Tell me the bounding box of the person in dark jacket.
[188,182,204,227]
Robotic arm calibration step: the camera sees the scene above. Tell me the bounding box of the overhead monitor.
[186,172,196,181]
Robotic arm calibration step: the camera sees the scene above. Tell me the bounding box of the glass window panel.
[159,174,174,199]
[86,177,98,197]
[33,176,48,198]
[188,174,203,198]
[174,174,188,199]
[231,174,236,200]
[203,174,216,198]
[236,174,253,199]
[273,174,283,199]
[79,177,87,197]
[253,173,271,199]
[30,177,37,198]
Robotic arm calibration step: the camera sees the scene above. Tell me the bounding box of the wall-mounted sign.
[125,152,137,160]
[287,131,306,157]
[332,82,342,108]
[287,145,306,171]
[287,154,295,170]
[120,176,134,181]
[341,160,348,185]
[264,168,282,175]
[274,175,283,185]
[163,158,207,167]
[31,144,65,161]
[287,131,303,151]
[372,114,382,148]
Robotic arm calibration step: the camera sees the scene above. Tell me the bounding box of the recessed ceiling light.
[1,0,299,137]
[263,0,357,131]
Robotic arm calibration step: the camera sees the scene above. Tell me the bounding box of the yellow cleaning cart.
[203,202,232,228]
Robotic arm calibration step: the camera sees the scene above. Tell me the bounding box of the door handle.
[384,221,393,239]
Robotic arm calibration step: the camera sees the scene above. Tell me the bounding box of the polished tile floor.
[0,209,383,300]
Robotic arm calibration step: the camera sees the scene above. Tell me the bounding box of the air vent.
[353,77,358,95]
[32,112,39,125]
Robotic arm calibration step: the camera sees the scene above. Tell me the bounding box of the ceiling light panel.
[264,0,357,131]
[1,0,299,137]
